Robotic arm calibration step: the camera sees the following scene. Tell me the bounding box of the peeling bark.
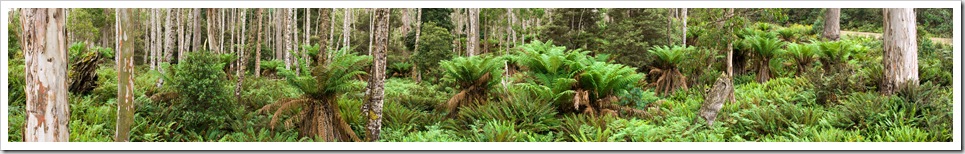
[114,8,136,142]
[21,8,70,142]
[881,8,918,95]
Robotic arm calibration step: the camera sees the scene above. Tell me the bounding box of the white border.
[0,0,960,151]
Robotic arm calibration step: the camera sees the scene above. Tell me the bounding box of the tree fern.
[439,54,505,118]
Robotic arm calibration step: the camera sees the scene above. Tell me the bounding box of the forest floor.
[842,30,952,44]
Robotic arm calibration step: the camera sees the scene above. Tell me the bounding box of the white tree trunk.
[21,8,70,142]
[236,8,247,101]
[882,8,918,95]
[285,8,293,70]
[343,8,353,51]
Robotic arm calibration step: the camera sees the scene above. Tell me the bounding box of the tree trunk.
[144,10,149,66]
[293,8,300,76]
[274,9,282,61]
[21,8,69,142]
[192,8,201,52]
[114,8,136,142]
[725,8,736,103]
[285,8,293,70]
[881,8,918,95]
[159,8,174,88]
[236,8,247,102]
[368,8,375,55]
[220,9,226,54]
[343,8,352,51]
[177,9,184,63]
[467,8,479,56]
[151,9,158,71]
[319,8,331,64]
[207,9,218,52]
[327,8,336,61]
[682,8,688,46]
[412,8,422,82]
[255,8,263,78]
[301,98,360,142]
[823,8,841,41]
[364,8,390,142]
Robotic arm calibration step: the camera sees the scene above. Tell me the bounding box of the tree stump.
[697,73,733,126]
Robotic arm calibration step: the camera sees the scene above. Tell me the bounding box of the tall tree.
[328,8,336,58]
[220,9,226,54]
[114,8,136,142]
[151,9,159,70]
[293,8,301,76]
[682,8,688,46]
[368,8,375,55]
[207,9,219,52]
[191,8,201,52]
[159,8,174,88]
[255,8,264,77]
[466,8,479,56]
[177,9,184,62]
[285,8,293,70]
[412,8,423,82]
[364,8,390,142]
[21,8,69,142]
[236,8,247,101]
[823,8,841,41]
[343,8,352,50]
[881,8,918,95]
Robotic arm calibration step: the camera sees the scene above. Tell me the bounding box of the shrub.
[169,51,239,134]
[413,22,454,81]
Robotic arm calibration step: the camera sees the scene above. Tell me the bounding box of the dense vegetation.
[8,8,953,142]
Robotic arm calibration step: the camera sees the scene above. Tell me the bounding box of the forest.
[7,8,954,142]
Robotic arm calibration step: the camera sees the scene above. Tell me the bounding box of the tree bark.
[114,8,136,142]
[412,8,422,82]
[364,8,390,142]
[823,8,841,41]
[159,8,174,88]
[293,8,300,76]
[177,9,184,62]
[220,9,226,54]
[207,9,218,52]
[343,8,352,51]
[285,8,293,70]
[255,8,263,78]
[881,8,918,95]
[682,8,688,46]
[467,8,479,56]
[21,8,69,142]
[327,8,336,61]
[368,9,375,55]
[236,8,247,102]
[192,8,201,52]
[151,9,159,70]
